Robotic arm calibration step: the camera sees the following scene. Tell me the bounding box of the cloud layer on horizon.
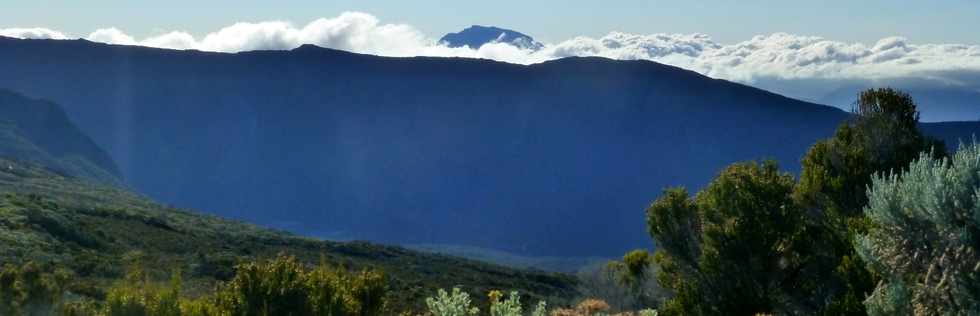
[4,12,980,89]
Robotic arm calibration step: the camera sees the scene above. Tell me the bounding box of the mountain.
[0,36,977,258]
[440,25,544,50]
[0,158,577,311]
[0,89,120,184]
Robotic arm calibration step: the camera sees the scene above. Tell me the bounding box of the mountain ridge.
[0,36,976,257]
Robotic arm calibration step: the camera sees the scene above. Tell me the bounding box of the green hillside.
[0,158,578,312]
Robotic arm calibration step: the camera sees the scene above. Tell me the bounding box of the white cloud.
[3,12,980,86]
[0,27,67,40]
[87,27,137,45]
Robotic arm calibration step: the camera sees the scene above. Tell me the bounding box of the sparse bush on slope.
[6,254,387,316]
[856,143,980,315]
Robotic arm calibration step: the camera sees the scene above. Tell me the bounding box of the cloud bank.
[3,12,980,87]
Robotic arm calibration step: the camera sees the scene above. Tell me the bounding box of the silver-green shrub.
[490,291,522,316]
[529,301,547,316]
[856,143,980,315]
[426,288,480,316]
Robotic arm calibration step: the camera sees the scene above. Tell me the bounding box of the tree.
[794,88,947,314]
[647,161,806,315]
[856,144,980,315]
[607,249,656,309]
[797,88,945,219]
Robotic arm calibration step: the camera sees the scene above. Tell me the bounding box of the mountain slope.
[440,25,544,50]
[0,89,120,184]
[0,36,976,257]
[0,158,578,311]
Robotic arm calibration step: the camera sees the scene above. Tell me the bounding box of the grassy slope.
[0,158,578,312]
[406,243,610,273]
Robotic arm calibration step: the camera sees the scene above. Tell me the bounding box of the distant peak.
[293,43,326,51]
[440,25,544,51]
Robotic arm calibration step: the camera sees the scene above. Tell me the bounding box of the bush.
[426,288,480,316]
[213,254,387,316]
[490,291,523,316]
[102,269,183,316]
[0,261,70,315]
[425,288,549,316]
[62,254,388,316]
[856,143,980,315]
[646,161,806,315]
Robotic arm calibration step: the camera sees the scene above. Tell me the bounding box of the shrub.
[856,143,980,315]
[490,291,523,316]
[646,161,805,315]
[426,288,480,316]
[0,261,70,315]
[82,254,387,316]
[213,254,387,316]
[102,268,183,316]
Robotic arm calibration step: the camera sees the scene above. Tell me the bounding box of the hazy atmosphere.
[1,1,978,315]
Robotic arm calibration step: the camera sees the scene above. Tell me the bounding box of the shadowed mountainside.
[0,158,578,311]
[0,89,120,184]
[0,36,976,257]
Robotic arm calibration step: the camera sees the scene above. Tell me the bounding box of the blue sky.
[5,0,980,44]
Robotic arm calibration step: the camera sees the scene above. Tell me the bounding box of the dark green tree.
[648,161,807,315]
[794,88,947,315]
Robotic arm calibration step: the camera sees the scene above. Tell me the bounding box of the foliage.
[617,251,651,292]
[490,291,523,316]
[646,161,808,315]
[211,254,387,316]
[426,288,480,316]
[605,250,662,310]
[0,261,71,315]
[575,261,666,312]
[856,143,980,315]
[793,88,947,314]
[797,88,945,220]
[101,269,183,316]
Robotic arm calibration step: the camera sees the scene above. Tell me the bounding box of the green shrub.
[48,254,389,316]
[213,254,387,316]
[646,161,805,315]
[426,288,480,316]
[490,291,522,316]
[856,143,980,315]
[0,261,70,315]
[102,267,182,316]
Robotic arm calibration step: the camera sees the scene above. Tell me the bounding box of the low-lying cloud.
[3,12,980,88]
